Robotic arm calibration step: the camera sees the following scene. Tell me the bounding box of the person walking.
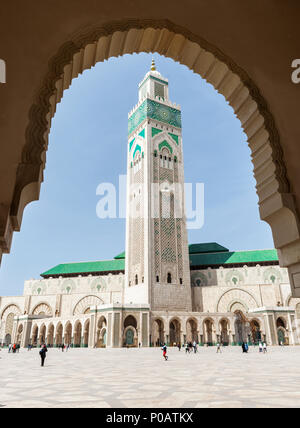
[259,342,263,353]
[162,343,168,361]
[263,342,267,353]
[39,344,48,367]
[216,342,222,353]
[177,343,181,351]
[8,344,11,353]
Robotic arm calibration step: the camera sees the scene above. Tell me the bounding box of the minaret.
[124,60,191,311]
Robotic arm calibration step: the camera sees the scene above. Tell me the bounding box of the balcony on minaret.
[138,59,169,103]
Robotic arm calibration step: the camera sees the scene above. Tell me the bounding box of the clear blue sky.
[0,53,274,296]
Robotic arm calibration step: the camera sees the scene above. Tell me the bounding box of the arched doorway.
[73,321,82,347]
[31,325,38,347]
[55,323,63,347]
[152,318,164,346]
[123,315,138,347]
[220,319,230,345]
[169,319,181,345]
[64,322,72,345]
[47,324,54,347]
[203,319,214,345]
[234,311,250,344]
[186,318,198,343]
[83,319,90,347]
[16,324,23,345]
[250,319,261,344]
[39,325,46,346]
[4,334,11,346]
[97,316,107,348]
[277,317,287,345]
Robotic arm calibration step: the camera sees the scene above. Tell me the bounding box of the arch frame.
[5,18,300,296]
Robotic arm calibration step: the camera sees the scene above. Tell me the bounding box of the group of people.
[258,342,267,353]
[7,343,20,353]
[242,341,267,353]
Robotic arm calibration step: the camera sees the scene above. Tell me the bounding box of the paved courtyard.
[0,346,300,408]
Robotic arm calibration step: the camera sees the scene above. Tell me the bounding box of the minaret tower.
[124,60,191,311]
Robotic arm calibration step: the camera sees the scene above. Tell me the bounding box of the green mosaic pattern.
[129,138,135,152]
[168,133,179,145]
[159,140,173,153]
[138,128,145,139]
[152,127,163,137]
[133,144,142,159]
[128,99,181,136]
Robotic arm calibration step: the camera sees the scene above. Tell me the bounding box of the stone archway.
[83,319,90,347]
[73,321,82,347]
[169,318,181,345]
[8,19,300,300]
[123,315,138,347]
[234,311,250,344]
[39,324,47,345]
[47,324,54,346]
[31,325,39,347]
[186,318,198,343]
[250,319,261,344]
[64,322,72,345]
[96,316,107,348]
[152,318,165,346]
[219,318,230,345]
[203,318,214,345]
[55,323,63,347]
[276,317,288,345]
[16,324,23,345]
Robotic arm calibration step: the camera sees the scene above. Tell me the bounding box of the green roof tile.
[41,259,125,277]
[189,249,278,267]
[114,251,125,259]
[189,242,229,254]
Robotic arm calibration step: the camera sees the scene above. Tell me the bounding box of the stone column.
[89,314,96,348]
[287,313,295,345]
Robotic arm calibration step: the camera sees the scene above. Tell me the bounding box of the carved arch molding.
[6,19,300,293]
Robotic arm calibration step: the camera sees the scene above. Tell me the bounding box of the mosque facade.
[1,63,300,348]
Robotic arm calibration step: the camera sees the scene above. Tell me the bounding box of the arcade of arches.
[1,256,300,347]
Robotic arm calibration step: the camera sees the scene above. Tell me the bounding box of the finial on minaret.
[151,58,156,71]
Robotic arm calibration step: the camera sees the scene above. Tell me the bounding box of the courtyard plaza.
[0,346,300,408]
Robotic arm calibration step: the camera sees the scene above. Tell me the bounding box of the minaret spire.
[151,58,156,71]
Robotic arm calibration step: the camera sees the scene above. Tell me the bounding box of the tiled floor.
[0,345,300,408]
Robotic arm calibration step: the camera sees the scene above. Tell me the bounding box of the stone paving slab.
[0,346,300,408]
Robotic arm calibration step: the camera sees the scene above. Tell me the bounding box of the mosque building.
[1,62,300,348]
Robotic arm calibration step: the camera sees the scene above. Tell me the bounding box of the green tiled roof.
[41,259,125,277]
[114,251,125,259]
[189,242,229,254]
[189,249,278,268]
[41,244,279,278]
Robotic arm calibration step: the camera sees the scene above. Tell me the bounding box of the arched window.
[135,274,138,285]
[156,275,159,282]
[179,278,183,285]
[167,272,172,284]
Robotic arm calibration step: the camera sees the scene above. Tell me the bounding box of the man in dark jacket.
[39,344,48,366]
